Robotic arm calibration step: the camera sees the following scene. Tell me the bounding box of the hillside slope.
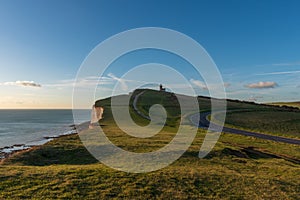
[0,89,299,199]
[268,101,300,109]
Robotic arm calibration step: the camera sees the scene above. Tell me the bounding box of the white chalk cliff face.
[90,105,104,124]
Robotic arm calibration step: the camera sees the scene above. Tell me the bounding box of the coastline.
[0,121,90,161]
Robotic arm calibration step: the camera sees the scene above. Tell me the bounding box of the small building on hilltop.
[159,84,166,92]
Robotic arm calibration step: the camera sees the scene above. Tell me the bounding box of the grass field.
[213,110,300,139]
[1,89,299,199]
[269,101,300,109]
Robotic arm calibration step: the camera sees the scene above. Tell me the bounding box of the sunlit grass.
[1,89,299,199]
[214,110,300,139]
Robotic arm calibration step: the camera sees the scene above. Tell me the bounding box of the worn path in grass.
[133,91,151,120]
[190,112,300,145]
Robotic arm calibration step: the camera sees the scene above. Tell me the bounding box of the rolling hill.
[0,89,299,199]
[268,101,300,109]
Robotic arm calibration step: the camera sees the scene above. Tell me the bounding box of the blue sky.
[0,0,299,108]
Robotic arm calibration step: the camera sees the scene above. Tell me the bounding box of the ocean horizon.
[0,109,91,151]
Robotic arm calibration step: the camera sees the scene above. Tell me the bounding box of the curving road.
[133,91,300,145]
[190,112,300,145]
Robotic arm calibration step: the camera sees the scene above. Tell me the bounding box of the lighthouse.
[159,84,166,92]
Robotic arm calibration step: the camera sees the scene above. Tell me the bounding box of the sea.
[0,109,91,156]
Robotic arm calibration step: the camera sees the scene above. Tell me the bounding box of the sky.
[0,0,299,108]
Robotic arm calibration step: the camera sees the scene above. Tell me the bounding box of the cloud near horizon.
[245,81,278,89]
[190,79,207,90]
[190,79,230,90]
[107,73,128,91]
[1,80,41,87]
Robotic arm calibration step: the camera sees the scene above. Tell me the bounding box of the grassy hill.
[98,89,300,139]
[214,110,300,139]
[1,89,299,199]
[268,101,300,109]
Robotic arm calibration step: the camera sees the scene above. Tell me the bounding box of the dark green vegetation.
[1,89,299,199]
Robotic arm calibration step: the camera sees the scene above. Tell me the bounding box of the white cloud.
[106,73,150,91]
[190,79,207,90]
[248,95,264,102]
[1,80,41,87]
[44,74,147,92]
[256,70,300,75]
[190,79,230,90]
[245,81,278,89]
[107,73,128,91]
[256,61,300,67]
[44,76,113,88]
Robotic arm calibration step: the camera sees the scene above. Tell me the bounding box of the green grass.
[1,129,299,199]
[269,101,300,109]
[133,89,181,127]
[214,110,300,139]
[1,89,300,199]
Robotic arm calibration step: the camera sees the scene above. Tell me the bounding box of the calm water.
[0,109,90,149]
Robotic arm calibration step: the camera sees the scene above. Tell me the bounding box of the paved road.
[190,111,300,145]
[133,91,300,145]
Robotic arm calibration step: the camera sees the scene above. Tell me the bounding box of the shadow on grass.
[4,132,300,166]
[2,135,98,166]
[182,146,278,160]
[198,146,300,164]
